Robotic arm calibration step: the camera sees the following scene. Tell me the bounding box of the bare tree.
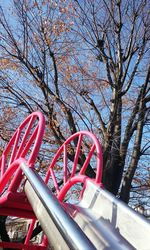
[72,0,150,204]
[0,0,149,211]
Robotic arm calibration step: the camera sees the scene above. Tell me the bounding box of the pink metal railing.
[44,131,103,202]
[0,111,45,249]
[0,113,103,249]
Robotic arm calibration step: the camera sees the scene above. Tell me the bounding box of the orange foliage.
[0,58,18,70]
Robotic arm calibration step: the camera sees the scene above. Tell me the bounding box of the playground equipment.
[0,112,150,249]
[0,111,45,219]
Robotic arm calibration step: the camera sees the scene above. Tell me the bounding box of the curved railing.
[0,112,149,250]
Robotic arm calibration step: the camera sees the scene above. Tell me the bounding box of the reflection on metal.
[21,163,96,250]
[68,180,150,250]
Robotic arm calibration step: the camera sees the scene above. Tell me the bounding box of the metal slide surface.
[21,163,150,250]
[69,180,150,250]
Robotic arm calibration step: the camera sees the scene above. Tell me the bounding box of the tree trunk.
[120,103,146,203]
[103,92,123,195]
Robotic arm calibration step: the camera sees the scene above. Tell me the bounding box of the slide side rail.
[21,163,96,250]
